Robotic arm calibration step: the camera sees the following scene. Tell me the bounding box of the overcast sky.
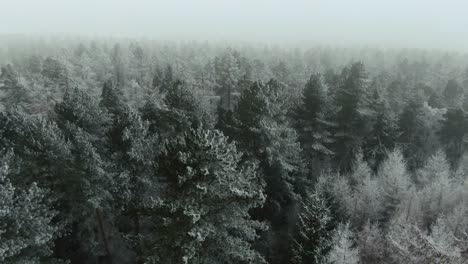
[1,0,467,51]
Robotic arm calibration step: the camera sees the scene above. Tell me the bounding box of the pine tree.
[357,221,386,264]
[54,87,117,261]
[291,193,332,264]
[130,43,148,86]
[377,149,410,222]
[25,55,43,75]
[349,152,383,225]
[100,79,126,116]
[111,43,126,87]
[443,79,464,109]
[388,217,463,263]
[397,99,427,170]
[293,74,334,166]
[214,50,243,110]
[141,80,209,141]
[416,150,450,186]
[148,127,266,264]
[0,151,64,263]
[326,223,359,264]
[362,87,399,170]
[0,65,31,111]
[100,80,159,263]
[438,108,468,169]
[42,57,68,88]
[0,109,72,192]
[217,80,303,263]
[333,62,369,171]
[417,151,454,228]
[152,64,177,94]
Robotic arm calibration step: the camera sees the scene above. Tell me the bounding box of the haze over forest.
[1,0,468,51]
[2,1,468,264]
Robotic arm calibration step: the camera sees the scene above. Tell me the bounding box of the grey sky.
[1,0,467,51]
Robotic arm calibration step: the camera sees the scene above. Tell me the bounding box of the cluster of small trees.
[0,39,468,263]
[318,150,468,263]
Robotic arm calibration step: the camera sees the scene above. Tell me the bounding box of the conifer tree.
[333,62,369,171]
[0,151,64,263]
[293,74,334,167]
[54,87,116,261]
[357,221,386,264]
[214,50,243,110]
[291,193,332,264]
[326,223,359,264]
[443,79,464,109]
[0,65,31,111]
[141,80,209,141]
[397,99,427,170]
[149,127,266,264]
[111,44,126,87]
[100,80,159,263]
[218,80,303,263]
[438,108,468,169]
[42,57,68,88]
[349,152,383,225]
[362,87,399,170]
[377,149,410,222]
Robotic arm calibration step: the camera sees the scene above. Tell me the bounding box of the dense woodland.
[1,37,468,264]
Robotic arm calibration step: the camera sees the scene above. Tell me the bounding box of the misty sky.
[1,0,468,51]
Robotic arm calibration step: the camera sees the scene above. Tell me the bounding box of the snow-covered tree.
[217,80,303,263]
[333,62,369,171]
[291,193,332,264]
[326,223,359,264]
[351,169,382,226]
[357,221,386,264]
[377,149,410,222]
[438,108,468,170]
[443,79,464,109]
[362,87,399,170]
[214,49,243,110]
[0,65,31,111]
[293,73,335,163]
[387,216,464,264]
[418,151,456,227]
[0,151,64,263]
[147,127,266,264]
[100,81,159,263]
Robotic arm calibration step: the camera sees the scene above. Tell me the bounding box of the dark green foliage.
[362,88,399,170]
[397,99,435,170]
[150,127,266,264]
[0,150,65,263]
[152,64,177,94]
[218,80,304,263]
[0,65,31,111]
[333,62,369,171]
[214,50,243,110]
[438,108,468,169]
[291,194,332,264]
[428,90,444,108]
[443,79,464,108]
[42,57,68,87]
[100,79,127,115]
[293,74,335,162]
[53,87,117,260]
[111,44,126,87]
[100,79,159,263]
[142,80,209,141]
